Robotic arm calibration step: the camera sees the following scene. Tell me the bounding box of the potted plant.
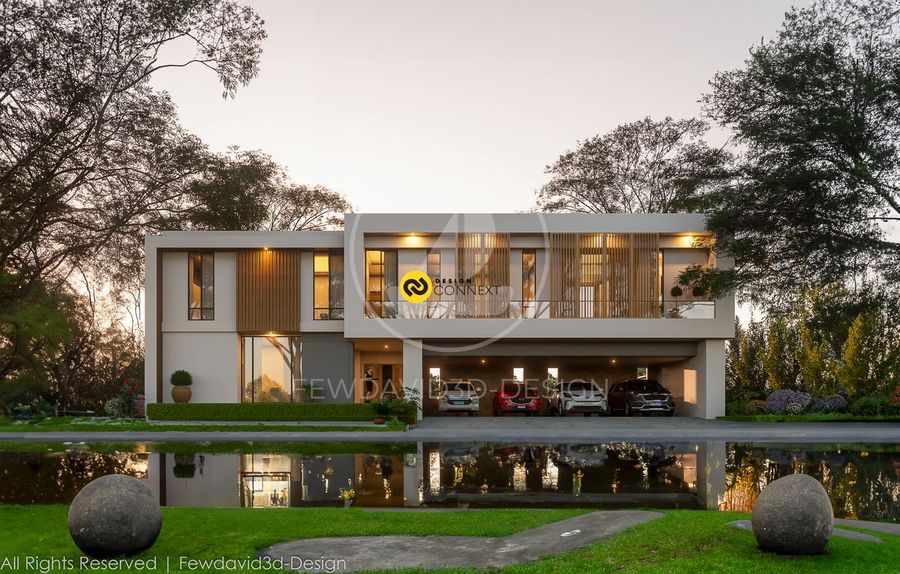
[173,453,196,479]
[372,400,391,424]
[170,369,193,403]
[340,488,355,508]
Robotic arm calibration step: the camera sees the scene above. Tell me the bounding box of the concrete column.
[697,441,727,510]
[697,339,726,419]
[403,443,424,506]
[144,238,158,406]
[402,339,424,420]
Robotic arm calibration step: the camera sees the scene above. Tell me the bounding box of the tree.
[187,148,352,231]
[732,320,767,397]
[535,117,730,213]
[763,317,800,390]
[0,273,73,412]
[0,0,266,306]
[687,0,900,302]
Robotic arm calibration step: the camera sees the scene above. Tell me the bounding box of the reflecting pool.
[0,442,896,522]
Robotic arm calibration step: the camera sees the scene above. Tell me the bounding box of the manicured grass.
[147,402,416,422]
[0,416,405,433]
[720,413,900,422]
[0,506,895,573]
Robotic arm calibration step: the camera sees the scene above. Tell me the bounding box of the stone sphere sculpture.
[67,474,162,558]
[751,474,833,555]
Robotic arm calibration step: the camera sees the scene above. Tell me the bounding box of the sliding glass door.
[242,336,301,402]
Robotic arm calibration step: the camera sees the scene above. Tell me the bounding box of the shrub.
[785,403,804,415]
[809,394,848,414]
[744,400,767,415]
[372,401,392,417]
[849,396,894,417]
[170,370,193,387]
[766,389,812,414]
[726,401,746,416]
[103,396,128,418]
[146,402,416,422]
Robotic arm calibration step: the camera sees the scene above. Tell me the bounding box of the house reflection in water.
[145,443,725,510]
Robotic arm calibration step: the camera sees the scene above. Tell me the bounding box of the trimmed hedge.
[147,402,416,422]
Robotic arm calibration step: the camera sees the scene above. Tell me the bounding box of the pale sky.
[151,0,806,216]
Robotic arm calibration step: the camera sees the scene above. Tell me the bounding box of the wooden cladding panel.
[237,249,301,333]
[551,233,660,318]
[550,233,580,318]
[456,233,510,318]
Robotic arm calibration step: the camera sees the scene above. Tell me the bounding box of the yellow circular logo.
[400,270,432,303]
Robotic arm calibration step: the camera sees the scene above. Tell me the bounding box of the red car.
[493,382,541,416]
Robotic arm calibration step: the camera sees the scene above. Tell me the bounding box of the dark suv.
[608,379,675,416]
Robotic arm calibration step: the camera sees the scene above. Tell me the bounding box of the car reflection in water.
[422,442,710,509]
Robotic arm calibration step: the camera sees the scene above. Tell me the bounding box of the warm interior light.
[384,344,389,349]
[611,358,617,364]
[480,359,486,364]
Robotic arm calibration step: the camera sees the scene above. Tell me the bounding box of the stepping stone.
[727,520,883,543]
[259,510,663,572]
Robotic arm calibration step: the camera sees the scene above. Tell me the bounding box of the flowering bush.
[809,395,848,414]
[766,390,812,414]
[785,403,804,415]
[104,396,128,418]
[340,488,355,501]
[744,400,767,415]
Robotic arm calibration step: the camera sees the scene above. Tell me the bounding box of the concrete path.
[259,510,663,573]
[1,417,898,443]
[728,520,885,543]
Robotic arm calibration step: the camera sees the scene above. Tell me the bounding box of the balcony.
[365,299,715,320]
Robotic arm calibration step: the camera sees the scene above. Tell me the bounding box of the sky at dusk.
[150,0,807,218]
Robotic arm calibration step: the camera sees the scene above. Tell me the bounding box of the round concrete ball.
[751,474,833,555]
[67,474,162,558]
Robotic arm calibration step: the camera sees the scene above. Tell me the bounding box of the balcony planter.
[170,370,193,404]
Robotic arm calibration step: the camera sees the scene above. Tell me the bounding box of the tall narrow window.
[522,249,536,317]
[314,252,329,320]
[365,250,397,318]
[314,251,344,320]
[189,252,214,320]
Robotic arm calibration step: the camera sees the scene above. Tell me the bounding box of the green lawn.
[0,506,896,573]
[0,417,405,433]
[719,414,900,422]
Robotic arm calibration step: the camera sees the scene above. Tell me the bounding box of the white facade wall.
[145,214,735,418]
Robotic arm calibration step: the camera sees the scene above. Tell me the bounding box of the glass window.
[242,336,301,402]
[513,367,524,382]
[522,250,536,318]
[314,252,344,320]
[365,250,398,318]
[188,252,214,320]
[428,251,441,283]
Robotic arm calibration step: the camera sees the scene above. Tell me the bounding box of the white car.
[551,379,608,416]
[438,381,480,415]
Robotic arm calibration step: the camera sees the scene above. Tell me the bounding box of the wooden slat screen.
[456,233,510,318]
[550,233,580,318]
[550,233,660,318]
[237,249,302,333]
[631,233,660,318]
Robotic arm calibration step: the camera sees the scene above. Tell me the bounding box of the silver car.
[438,381,480,415]
[551,379,608,416]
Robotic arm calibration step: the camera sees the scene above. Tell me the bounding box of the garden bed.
[719,414,900,422]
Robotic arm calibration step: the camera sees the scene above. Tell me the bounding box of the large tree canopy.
[690,0,900,302]
[187,148,352,232]
[535,117,730,213]
[0,0,266,304]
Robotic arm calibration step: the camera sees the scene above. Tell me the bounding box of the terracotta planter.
[171,386,192,403]
[373,417,386,425]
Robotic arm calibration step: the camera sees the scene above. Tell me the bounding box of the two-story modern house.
[144,213,734,419]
